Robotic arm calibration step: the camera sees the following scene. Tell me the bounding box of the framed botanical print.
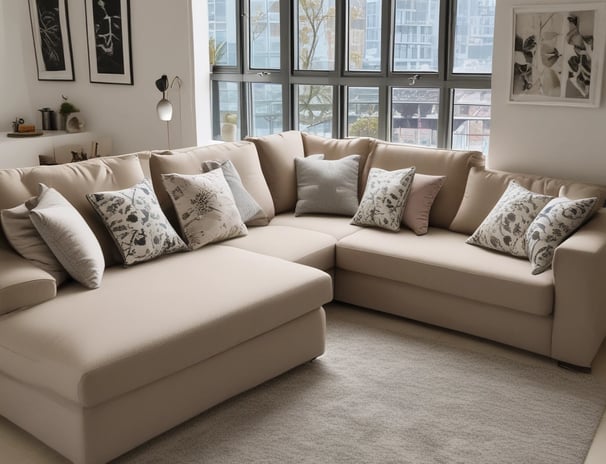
[28,0,75,81]
[85,0,133,85]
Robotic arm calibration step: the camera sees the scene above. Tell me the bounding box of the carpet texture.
[116,307,606,464]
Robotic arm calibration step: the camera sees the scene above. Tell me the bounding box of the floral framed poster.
[85,0,133,85]
[28,0,74,81]
[509,3,606,107]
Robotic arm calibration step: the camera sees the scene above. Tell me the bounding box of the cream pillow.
[29,185,105,289]
[162,169,247,250]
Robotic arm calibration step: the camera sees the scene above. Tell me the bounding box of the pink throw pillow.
[402,174,446,235]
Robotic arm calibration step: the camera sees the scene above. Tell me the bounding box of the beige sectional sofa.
[0,130,605,463]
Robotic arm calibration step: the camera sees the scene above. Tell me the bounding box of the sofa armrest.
[552,209,606,367]
[0,247,57,316]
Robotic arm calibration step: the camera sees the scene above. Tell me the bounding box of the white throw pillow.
[87,179,187,266]
[466,181,553,257]
[162,169,247,250]
[351,167,416,232]
[526,196,597,275]
[29,184,105,289]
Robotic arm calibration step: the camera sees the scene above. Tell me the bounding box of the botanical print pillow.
[526,196,597,275]
[162,169,247,250]
[351,167,416,231]
[87,179,187,266]
[466,181,553,257]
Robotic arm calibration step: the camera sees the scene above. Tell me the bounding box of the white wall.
[489,0,606,186]
[4,0,211,154]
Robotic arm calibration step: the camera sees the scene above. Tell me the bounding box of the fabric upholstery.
[270,213,362,240]
[0,155,145,267]
[0,246,332,407]
[245,131,305,214]
[402,174,446,235]
[337,227,554,316]
[295,155,360,216]
[149,142,275,227]
[365,141,483,228]
[450,167,606,235]
[220,225,336,270]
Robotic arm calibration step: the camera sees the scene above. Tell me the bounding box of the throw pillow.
[87,179,187,266]
[351,167,416,231]
[29,184,105,289]
[201,159,268,225]
[526,196,597,275]
[466,181,553,257]
[294,154,360,217]
[402,174,446,235]
[1,202,68,285]
[162,169,247,250]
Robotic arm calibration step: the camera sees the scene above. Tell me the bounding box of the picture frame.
[28,0,74,81]
[509,3,606,107]
[85,0,133,85]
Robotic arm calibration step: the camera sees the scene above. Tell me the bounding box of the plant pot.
[221,123,237,142]
[65,113,84,133]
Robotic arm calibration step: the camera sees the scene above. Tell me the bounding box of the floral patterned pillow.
[351,167,416,231]
[162,169,247,250]
[526,196,597,275]
[87,179,187,266]
[466,181,553,257]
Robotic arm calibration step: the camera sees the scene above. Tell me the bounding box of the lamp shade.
[157,98,173,121]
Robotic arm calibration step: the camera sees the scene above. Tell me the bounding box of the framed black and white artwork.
[28,0,74,81]
[509,3,606,107]
[85,0,133,85]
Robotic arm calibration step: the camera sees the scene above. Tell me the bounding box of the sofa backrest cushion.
[365,141,484,228]
[449,167,606,235]
[245,131,305,214]
[0,155,145,267]
[149,141,275,227]
[301,133,372,197]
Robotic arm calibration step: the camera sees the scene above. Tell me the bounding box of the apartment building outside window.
[208,0,495,153]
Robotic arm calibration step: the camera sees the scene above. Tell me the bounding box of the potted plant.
[59,97,79,131]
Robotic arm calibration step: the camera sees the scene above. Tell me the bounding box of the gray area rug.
[116,308,606,464]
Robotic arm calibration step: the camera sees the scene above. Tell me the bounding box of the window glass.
[297,85,334,136]
[347,87,379,137]
[393,0,440,72]
[452,89,491,152]
[251,83,283,135]
[250,0,280,69]
[208,0,238,66]
[348,0,382,71]
[296,0,336,70]
[216,81,241,141]
[453,0,496,73]
[391,88,439,147]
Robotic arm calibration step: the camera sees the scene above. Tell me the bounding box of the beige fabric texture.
[0,155,145,267]
[150,142,275,227]
[450,167,606,235]
[246,131,305,214]
[301,133,372,197]
[337,227,554,316]
[0,308,325,464]
[552,209,606,367]
[270,213,362,240]
[220,225,337,270]
[0,247,56,316]
[365,141,484,228]
[402,174,446,235]
[0,246,332,407]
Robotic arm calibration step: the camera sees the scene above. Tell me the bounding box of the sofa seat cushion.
[0,246,332,408]
[219,226,336,270]
[336,228,554,316]
[270,213,362,240]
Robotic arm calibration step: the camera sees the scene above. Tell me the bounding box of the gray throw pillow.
[87,179,187,266]
[201,160,268,226]
[526,196,597,275]
[295,155,360,217]
[351,167,416,231]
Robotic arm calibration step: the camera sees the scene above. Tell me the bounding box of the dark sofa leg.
[557,361,592,374]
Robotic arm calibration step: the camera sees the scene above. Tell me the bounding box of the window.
[208,0,495,153]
